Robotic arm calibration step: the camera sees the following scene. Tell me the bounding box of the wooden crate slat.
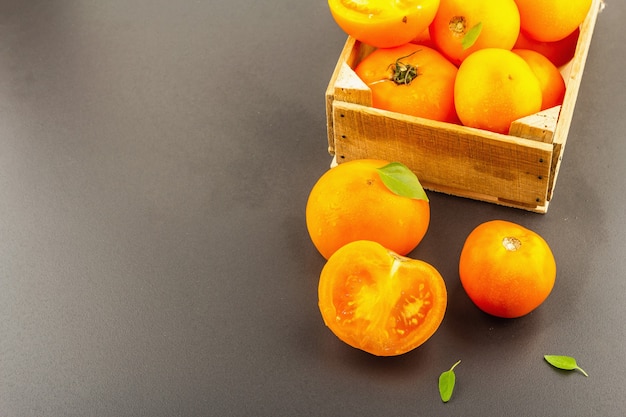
[332,101,554,208]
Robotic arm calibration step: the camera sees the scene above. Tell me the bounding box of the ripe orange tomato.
[459,220,556,318]
[318,240,447,356]
[328,0,440,48]
[354,43,459,123]
[429,0,521,65]
[514,0,591,42]
[306,159,430,260]
[454,48,542,134]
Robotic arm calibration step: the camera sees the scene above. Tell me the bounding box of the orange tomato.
[429,0,521,65]
[306,159,430,259]
[454,48,542,134]
[354,43,459,123]
[514,0,591,42]
[318,240,447,356]
[328,0,440,48]
[459,220,556,318]
[513,49,566,110]
[514,28,580,68]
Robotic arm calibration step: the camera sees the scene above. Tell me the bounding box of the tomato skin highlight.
[318,240,447,356]
[328,0,440,48]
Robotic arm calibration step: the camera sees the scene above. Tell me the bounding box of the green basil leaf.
[544,355,589,377]
[462,22,483,50]
[439,360,461,403]
[376,162,428,201]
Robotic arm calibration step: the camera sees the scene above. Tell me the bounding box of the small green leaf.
[462,22,483,50]
[544,355,589,377]
[376,162,428,201]
[439,360,461,403]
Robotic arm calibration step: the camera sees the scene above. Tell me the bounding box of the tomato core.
[502,236,522,251]
[390,53,420,85]
[449,16,467,37]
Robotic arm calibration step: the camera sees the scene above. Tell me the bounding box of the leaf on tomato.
[462,22,482,50]
[376,162,428,201]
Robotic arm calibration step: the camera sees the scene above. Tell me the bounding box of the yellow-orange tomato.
[354,43,459,123]
[318,240,447,356]
[459,220,556,318]
[514,0,591,42]
[306,159,430,260]
[429,0,521,65]
[328,0,440,48]
[513,49,566,110]
[454,48,542,134]
[514,28,580,68]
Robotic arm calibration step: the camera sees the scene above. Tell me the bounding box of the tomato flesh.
[319,240,447,356]
[328,0,441,48]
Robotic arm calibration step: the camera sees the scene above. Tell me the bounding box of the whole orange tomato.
[454,48,542,134]
[459,220,556,318]
[354,43,459,123]
[429,0,520,65]
[328,0,440,48]
[514,0,591,42]
[318,240,447,356]
[306,159,430,260]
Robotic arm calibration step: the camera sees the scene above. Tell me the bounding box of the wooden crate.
[325,0,601,213]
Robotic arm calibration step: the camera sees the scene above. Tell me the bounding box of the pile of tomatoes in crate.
[327,0,593,134]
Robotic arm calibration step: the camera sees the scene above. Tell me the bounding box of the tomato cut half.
[328,0,441,48]
[318,240,447,356]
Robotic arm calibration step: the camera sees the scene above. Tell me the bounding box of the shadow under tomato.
[441,281,547,354]
[316,331,441,383]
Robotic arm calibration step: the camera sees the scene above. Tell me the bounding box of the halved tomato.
[328,0,441,48]
[318,240,447,356]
